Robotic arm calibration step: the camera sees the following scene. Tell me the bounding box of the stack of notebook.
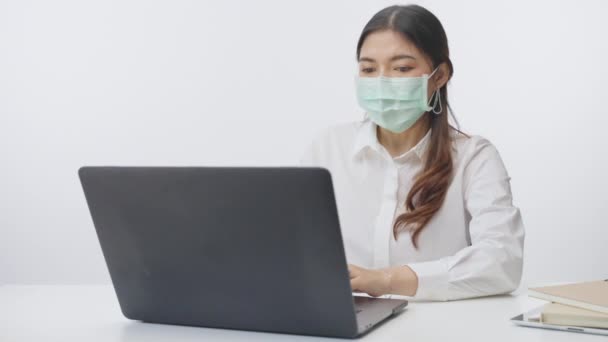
[529,279,608,329]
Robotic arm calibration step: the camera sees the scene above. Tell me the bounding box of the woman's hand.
[348,264,391,297]
[348,264,419,297]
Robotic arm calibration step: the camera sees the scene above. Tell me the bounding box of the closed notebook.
[541,303,608,329]
[529,280,608,314]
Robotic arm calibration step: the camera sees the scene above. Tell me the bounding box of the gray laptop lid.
[79,166,360,337]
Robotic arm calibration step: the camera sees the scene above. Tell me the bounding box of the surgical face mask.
[355,67,441,133]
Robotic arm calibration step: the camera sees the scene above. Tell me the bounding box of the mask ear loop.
[431,88,443,115]
[427,67,439,78]
[426,67,443,114]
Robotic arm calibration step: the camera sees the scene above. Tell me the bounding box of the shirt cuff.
[406,259,450,301]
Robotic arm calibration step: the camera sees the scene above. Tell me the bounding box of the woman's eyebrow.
[358,54,416,63]
[390,54,416,61]
[358,57,376,63]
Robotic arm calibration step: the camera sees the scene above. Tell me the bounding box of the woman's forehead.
[359,29,423,62]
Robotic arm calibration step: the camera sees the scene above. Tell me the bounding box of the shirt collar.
[351,117,432,162]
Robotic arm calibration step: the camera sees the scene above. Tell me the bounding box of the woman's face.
[358,29,439,88]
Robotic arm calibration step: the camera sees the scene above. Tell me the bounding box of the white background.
[1,0,607,286]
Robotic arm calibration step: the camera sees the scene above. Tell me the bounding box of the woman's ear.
[432,62,450,90]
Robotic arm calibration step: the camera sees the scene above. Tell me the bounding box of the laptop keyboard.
[354,296,372,314]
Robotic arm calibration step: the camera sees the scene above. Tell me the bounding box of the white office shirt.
[299,117,525,301]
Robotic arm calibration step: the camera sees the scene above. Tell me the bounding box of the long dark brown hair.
[356,5,463,248]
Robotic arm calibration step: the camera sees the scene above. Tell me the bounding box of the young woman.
[300,5,524,301]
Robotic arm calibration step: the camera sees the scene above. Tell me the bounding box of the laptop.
[78,166,408,338]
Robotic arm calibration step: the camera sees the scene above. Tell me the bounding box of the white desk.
[1,285,605,341]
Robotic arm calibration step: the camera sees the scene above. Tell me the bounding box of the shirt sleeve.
[406,138,525,301]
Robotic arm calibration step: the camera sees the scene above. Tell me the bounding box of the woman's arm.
[350,138,525,301]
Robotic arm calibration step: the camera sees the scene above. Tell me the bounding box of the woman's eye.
[361,68,375,74]
[395,66,412,72]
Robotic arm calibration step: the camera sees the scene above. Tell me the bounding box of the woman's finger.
[350,277,362,291]
[347,264,360,278]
